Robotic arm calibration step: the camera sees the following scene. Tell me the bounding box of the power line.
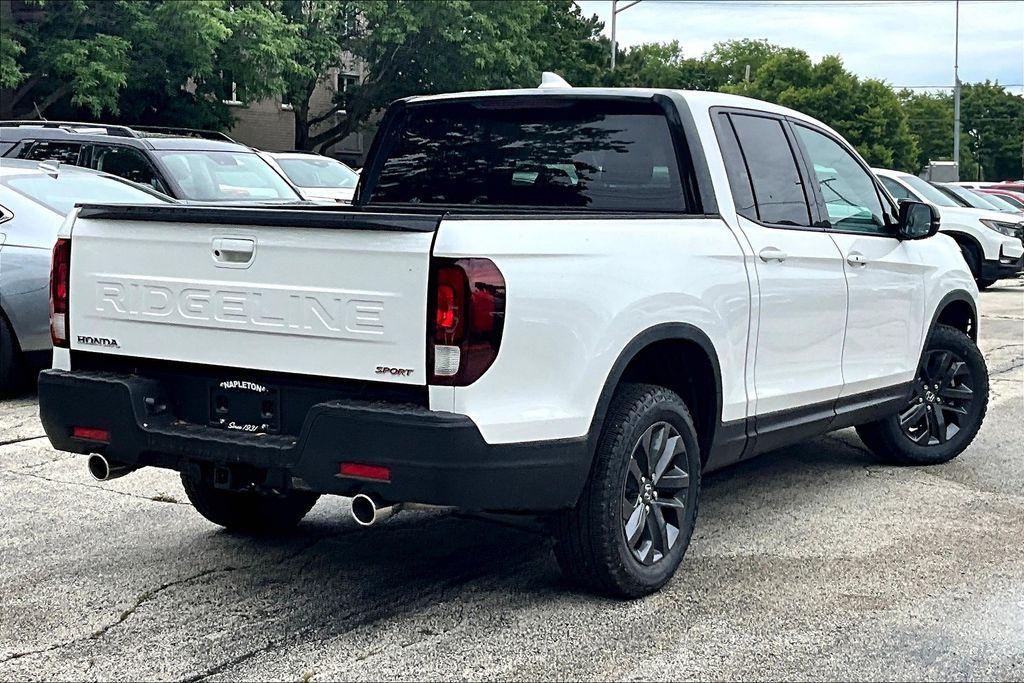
[896,84,1024,89]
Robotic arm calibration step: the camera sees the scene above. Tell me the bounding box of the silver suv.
[0,159,171,393]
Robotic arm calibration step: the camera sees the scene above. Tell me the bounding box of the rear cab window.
[364,98,694,213]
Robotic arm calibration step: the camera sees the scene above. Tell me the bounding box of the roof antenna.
[539,72,572,89]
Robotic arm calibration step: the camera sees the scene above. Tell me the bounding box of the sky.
[576,0,1024,95]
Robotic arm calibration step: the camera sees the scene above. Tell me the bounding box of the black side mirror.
[898,201,940,239]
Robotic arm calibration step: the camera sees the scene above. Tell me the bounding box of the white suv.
[874,168,1024,287]
[39,85,990,598]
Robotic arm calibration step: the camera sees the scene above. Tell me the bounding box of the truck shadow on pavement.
[175,429,883,612]
[0,431,939,679]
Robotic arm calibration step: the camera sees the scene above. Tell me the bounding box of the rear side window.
[728,114,811,226]
[368,99,689,212]
[879,176,913,201]
[86,145,169,194]
[20,141,84,165]
[714,113,757,221]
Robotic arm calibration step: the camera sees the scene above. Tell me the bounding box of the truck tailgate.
[67,205,440,385]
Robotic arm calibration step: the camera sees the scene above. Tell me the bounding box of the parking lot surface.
[1,281,1021,681]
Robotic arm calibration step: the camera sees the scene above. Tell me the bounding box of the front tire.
[181,470,319,535]
[553,383,701,598]
[958,242,982,281]
[857,325,988,465]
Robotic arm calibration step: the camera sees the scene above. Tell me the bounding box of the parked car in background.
[976,187,1024,211]
[874,168,1024,288]
[0,121,303,204]
[936,183,1024,216]
[0,159,173,393]
[258,151,359,203]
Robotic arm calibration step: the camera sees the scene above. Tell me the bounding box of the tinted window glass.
[971,191,1018,212]
[880,176,913,201]
[730,115,810,226]
[369,100,687,211]
[4,172,170,215]
[899,174,959,207]
[941,184,1001,210]
[989,192,1024,209]
[714,113,756,220]
[21,141,83,165]
[154,151,300,201]
[794,125,885,234]
[88,145,168,193]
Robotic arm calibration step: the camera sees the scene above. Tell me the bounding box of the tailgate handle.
[212,237,255,267]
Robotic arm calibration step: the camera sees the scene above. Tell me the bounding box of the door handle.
[846,251,868,267]
[758,247,787,263]
[212,237,255,267]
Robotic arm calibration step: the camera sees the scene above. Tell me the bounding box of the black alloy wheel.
[898,348,977,446]
[621,421,691,566]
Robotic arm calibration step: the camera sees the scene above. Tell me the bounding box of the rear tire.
[856,325,988,465]
[976,278,997,290]
[181,470,319,535]
[0,314,22,396]
[553,383,701,599]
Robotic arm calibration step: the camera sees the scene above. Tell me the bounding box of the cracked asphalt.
[1,281,1021,681]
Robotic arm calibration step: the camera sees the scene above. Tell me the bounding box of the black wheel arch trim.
[927,289,978,343]
[586,323,732,470]
[944,231,984,266]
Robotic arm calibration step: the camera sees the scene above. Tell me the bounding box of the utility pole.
[606,0,638,70]
[953,0,961,180]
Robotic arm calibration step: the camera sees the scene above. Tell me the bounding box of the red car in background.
[979,186,1024,211]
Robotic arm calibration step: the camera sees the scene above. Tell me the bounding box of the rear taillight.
[50,237,71,348]
[429,258,505,386]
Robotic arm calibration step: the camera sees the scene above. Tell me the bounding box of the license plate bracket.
[209,380,280,434]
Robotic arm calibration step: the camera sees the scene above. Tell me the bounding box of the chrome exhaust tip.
[87,454,135,482]
[350,493,401,527]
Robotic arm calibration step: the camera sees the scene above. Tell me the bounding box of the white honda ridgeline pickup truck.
[40,83,990,598]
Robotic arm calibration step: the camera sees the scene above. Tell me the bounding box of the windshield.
[897,175,959,207]
[974,191,1020,212]
[3,171,170,215]
[154,151,300,201]
[276,157,358,189]
[941,184,1001,210]
[988,192,1024,210]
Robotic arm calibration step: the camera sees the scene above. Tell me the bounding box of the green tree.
[279,0,361,149]
[725,50,918,169]
[0,0,298,128]
[531,0,607,87]
[960,81,1024,181]
[285,0,547,152]
[704,38,803,87]
[605,41,718,90]
[898,90,980,178]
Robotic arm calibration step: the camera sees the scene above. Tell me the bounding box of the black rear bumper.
[38,370,591,512]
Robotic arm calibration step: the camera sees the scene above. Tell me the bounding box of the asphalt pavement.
[1,280,1021,681]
